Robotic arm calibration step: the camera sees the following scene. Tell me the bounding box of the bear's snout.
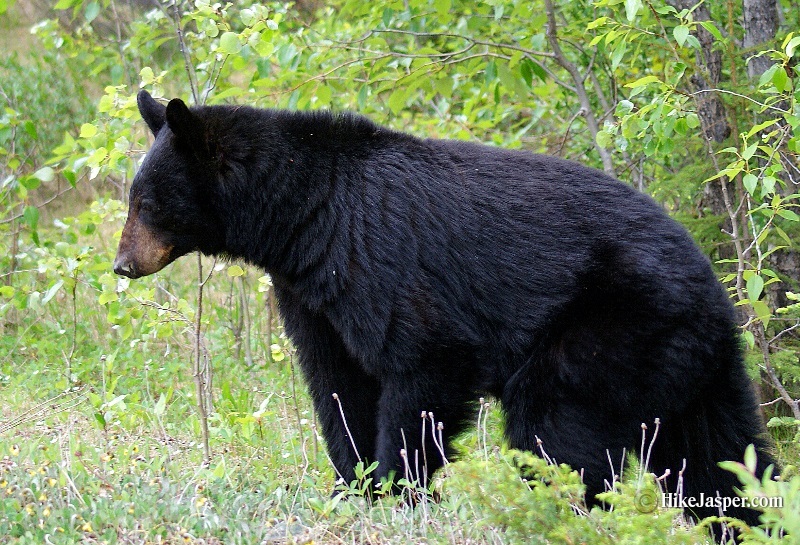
[112,253,140,279]
[113,208,175,278]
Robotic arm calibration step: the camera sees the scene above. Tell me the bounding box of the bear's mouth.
[113,243,176,278]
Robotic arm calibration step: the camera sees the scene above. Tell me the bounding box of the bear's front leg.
[278,294,381,488]
[300,346,381,486]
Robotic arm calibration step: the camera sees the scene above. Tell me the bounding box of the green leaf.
[751,300,771,329]
[767,416,800,428]
[154,393,167,416]
[684,35,701,50]
[624,0,642,22]
[742,173,757,195]
[23,120,37,139]
[387,88,407,115]
[64,169,77,187]
[746,274,764,301]
[625,75,661,88]
[759,64,779,87]
[742,142,758,160]
[772,66,789,92]
[219,32,242,55]
[673,25,690,47]
[23,205,39,230]
[745,118,778,138]
[84,1,100,23]
[316,84,332,107]
[775,226,793,245]
[497,62,527,99]
[742,330,755,349]
[120,322,133,340]
[653,4,676,14]
[484,61,496,84]
[743,444,757,474]
[98,291,118,305]
[79,123,98,138]
[785,35,800,58]
[760,176,776,197]
[139,66,155,85]
[493,3,504,20]
[88,147,108,168]
[240,8,256,27]
[698,21,723,41]
[202,17,219,38]
[34,166,55,183]
[587,17,608,30]
[381,7,393,27]
[42,280,64,305]
[776,209,800,221]
[596,130,613,149]
[610,39,627,72]
[434,0,451,17]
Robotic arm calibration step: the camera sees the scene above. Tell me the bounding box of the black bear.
[115,90,775,526]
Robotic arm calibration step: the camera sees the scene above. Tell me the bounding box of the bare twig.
[360,28,555,59]
[0,386,87,434]
[689,88,789,114]
[332,392,362,462]
[194,254,212,464]
[238,275,254,367]
[769,321,800,345]
[0,182,79,225]
[544,0,615,176]
[760,396,800,407]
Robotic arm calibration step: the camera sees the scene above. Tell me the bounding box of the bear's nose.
[113,255,136,278]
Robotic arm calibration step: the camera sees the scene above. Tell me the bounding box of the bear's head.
[113,91,225,278]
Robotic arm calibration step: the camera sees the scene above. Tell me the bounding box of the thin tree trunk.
[743,0,779,79]
[544,0,616,177]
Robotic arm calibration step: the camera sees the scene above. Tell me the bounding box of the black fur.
[120,90,776,526]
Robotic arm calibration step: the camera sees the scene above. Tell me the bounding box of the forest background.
[1,0,800,542]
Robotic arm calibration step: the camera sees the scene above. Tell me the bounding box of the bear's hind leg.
[501,362,639,501]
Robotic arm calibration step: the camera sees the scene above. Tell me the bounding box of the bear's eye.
[139,200,157,214]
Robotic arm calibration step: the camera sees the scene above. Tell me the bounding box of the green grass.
[0,313,513,544]
[0,275,792,545]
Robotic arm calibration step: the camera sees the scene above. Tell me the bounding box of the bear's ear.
[165,98,209,157]
[137,90,166,135]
